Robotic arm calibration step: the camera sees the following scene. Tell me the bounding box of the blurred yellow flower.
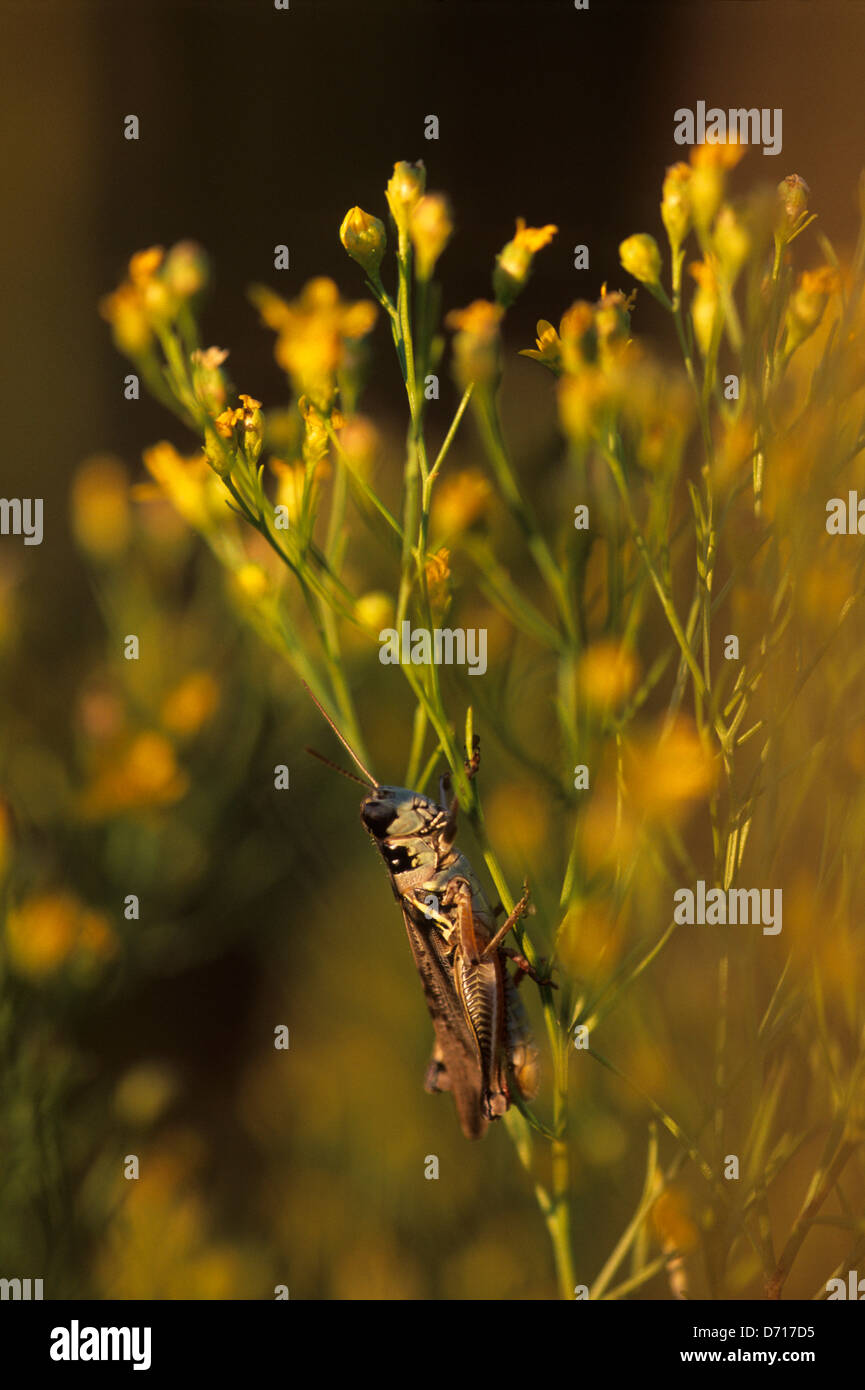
[161,672,220,736]
[233,563,270,601]
[5,892,116,980]
[446,300,504,388]
[493,218,558,306]
[354,591,394,635]
[556,900,625,977]
[142,441,229,532]
[652,1187,699,1254]
[114,1063,179,1126]
[79,732,189,817]
[661,161,693,251]
[336,415,378,480]
[409,193,453,280]
[253,277,377,412]
[578,640,639,711]
[99,283,152,355]
[70,455,132,561]
[624,718,718,821]
[432,468,492,534]
[484,780,551,866]
[128,246,164,285]
[385,160,426,236]
[785,266,838,353]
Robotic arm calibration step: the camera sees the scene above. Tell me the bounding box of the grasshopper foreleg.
[480,882,532,959]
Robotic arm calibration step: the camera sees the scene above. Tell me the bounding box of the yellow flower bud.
[238,393,264,464]
[619,233,662,288]
[339,207,387,278]
[409,194,453,280]
[99,284,152,355]
[661,162,692,253]
[776,174,810,231]
[385,160,426,238]
[190,346,229,415]
[689,260,719,358]
[714,206,750,282]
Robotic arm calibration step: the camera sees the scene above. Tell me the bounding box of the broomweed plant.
[101,152,865,1301]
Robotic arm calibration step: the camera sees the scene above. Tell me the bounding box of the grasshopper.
[304,685,549,1139]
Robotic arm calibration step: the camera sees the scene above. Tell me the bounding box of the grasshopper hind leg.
[424,1039,452,1095]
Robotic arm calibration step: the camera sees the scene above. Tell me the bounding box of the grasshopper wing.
[401,901,488,1140]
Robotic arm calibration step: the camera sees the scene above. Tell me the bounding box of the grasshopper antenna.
[305,747,372,788]
[301,680,379,788]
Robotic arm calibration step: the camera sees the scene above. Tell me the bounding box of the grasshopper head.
[360,786,439,841]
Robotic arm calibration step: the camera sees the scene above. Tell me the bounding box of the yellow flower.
[521,301,599,374]
[128,246,164,285]
[70,455,132,561]
[142,442,228,532]
[253,278,377,412]
[446,300,504,388]
[161,672,220,736]
[520,318,562,371]
[578,640,639,711]
[99,283,152,355]
[5,892,116,980]
[79,732,189,817]
[493,217,558,305]
[214,406,241,439]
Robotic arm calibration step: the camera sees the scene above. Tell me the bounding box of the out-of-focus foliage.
[2,152,865,1300]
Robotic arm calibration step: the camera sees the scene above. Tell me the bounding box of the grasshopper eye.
[361,797,396,836]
